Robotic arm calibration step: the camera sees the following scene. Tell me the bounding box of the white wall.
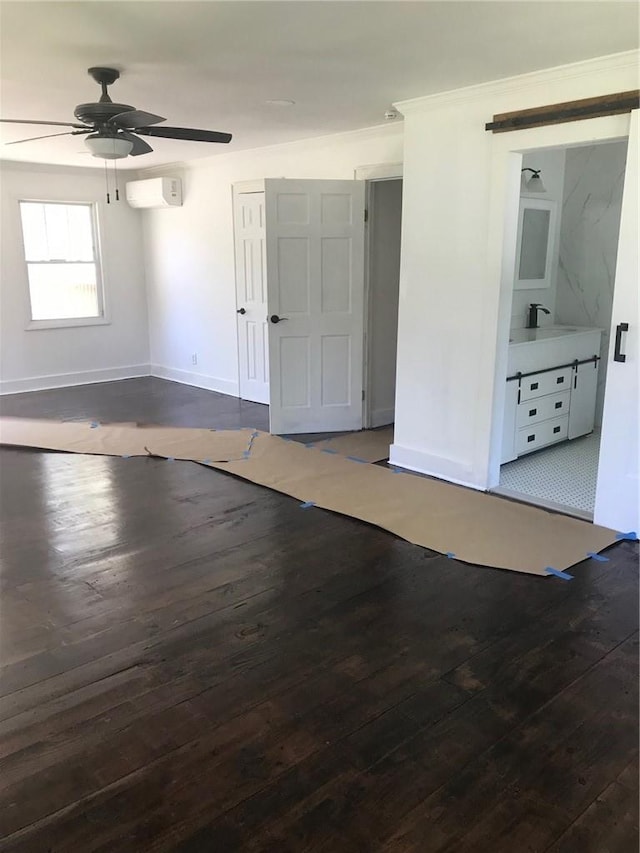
[391,51,638,490]
[139,124,403,396]
[0,161,149,393]
[556,140,628,425]
[368,178,402,427]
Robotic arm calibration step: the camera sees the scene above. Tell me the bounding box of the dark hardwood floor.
[0,377,637,852]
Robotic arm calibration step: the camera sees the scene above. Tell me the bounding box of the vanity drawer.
[516,390,571,428]
[516,414,569,454]
[519,367,573,401]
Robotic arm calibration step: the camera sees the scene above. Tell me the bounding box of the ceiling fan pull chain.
[114,160,120,201]
[104,160,110,204]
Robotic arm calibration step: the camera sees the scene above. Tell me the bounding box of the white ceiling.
[0,1,637,170]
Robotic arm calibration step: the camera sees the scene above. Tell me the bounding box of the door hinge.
[364,209,368,223]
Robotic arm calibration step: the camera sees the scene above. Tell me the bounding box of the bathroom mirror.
[514,198,557,290]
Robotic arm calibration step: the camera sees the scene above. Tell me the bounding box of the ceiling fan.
[1,67,232,159]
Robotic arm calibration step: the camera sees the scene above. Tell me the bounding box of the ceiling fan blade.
[1,118,90,129]
[110,110,166,129]
[5,130,87,145]
[135,126,232,144]
[119,130,154,156]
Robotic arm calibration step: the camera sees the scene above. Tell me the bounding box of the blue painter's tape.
[300,500,316,509]
[446,552,455,559]
[166,457,175,463]
[121,454,131,459]
[346,455,368,464]
[280,437,293,442]
[545,566,574,580]
[391,467,403,474]
[202,458,212,465]
[616,531,638,541]
[305,443,316,449]
[251,431,259,438]
[587,552,609,562]
[90,421,99,429]
[242,450,251,458]
[321,448,338,454]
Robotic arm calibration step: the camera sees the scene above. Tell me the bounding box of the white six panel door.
[265,179,366,434]
[594,111,639,534]
[234,192,269,404]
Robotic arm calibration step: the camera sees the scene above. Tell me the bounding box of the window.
[19,201,105,327]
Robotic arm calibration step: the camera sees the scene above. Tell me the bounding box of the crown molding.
[136,121,405,177]
[0,158,104,177]
[394,51,640,116]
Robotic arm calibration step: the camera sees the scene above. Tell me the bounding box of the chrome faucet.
[527,303,551,329]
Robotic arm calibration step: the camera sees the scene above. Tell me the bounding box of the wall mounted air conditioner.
[125,177,182,209]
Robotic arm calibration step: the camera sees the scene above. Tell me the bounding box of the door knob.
[269,314,288,324]
[236,308,246,315]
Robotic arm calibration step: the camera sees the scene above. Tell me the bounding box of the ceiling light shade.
[85,134,133,159]
[521,167,546,194]
[526,173,547,193]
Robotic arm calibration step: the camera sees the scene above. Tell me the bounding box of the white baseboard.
[0,364,151,395]
[389,442,485,491]
[150,365,239,398]
[369,407,394,429]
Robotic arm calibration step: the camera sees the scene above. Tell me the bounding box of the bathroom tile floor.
[499,430,600,516]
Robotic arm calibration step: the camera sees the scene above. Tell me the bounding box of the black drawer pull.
[527,434,536,443]
[530,382,539,390]
[553,426,561,434]
[556,376,565,384]
[529,408,537,417]
[555,401,562,409]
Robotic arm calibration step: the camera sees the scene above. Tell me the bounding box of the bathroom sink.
[507,325,603,376]
[509,326,600,344]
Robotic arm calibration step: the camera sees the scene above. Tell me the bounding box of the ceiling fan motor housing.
[73,102,135,126]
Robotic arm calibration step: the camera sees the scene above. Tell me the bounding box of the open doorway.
[493,140,628,519]
[363,177,403,430]
[234,176,402,449]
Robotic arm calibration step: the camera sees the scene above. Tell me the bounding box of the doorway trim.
[361,170,403,428]
[355,162,403,181]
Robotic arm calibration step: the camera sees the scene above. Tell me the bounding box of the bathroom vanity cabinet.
[501,327,602,465]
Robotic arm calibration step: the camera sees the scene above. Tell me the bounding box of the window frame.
[18,199,110,331]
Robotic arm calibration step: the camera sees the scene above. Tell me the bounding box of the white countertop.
[509,325,603,346]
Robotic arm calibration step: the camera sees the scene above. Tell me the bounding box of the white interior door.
[594,110,639,534]
[234,192,269,404]
[265,179,365,434]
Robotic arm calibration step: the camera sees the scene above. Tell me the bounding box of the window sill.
[25,316,111,331]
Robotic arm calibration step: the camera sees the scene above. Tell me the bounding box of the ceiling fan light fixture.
[85,133,134,159]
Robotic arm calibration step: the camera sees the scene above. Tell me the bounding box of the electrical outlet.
[191,353,198,366]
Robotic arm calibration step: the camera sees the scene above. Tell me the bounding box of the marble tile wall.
[555,141,628,426]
